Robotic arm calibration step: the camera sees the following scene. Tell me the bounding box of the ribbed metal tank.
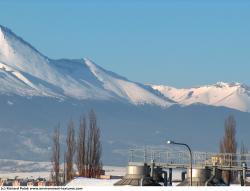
[187,168,211,182]
[126,162,150,179]
[178,167,227,186]
[114,162,160,186]
[178,168,211,186]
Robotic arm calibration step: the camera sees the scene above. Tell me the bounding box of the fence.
[128,148,250,169]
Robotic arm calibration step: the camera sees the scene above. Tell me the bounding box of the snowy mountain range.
[151,82,250,112]
[0,26,250,112]
[1,24,250,112]
[1,24,250,165]
[0,25,172,107]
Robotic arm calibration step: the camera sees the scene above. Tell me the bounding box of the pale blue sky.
[0,0,249,87]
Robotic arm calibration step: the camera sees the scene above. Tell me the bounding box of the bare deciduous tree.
[51,125,60,186]
[76,116,87,177]
[220,115,237,155]
[220,115,237,185]
[86,110,102,178]
[61,110,102,180]
[65,120,76,182]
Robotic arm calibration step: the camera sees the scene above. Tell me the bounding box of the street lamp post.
[167,140,193,186]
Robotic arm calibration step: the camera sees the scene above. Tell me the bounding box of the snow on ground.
[103,166,126,176]
[0,171,50,180]
[0,167,125,186]
[0,159,126,182]
[65,168,185,186]
[66,177,120,186]
[0,160,184,186]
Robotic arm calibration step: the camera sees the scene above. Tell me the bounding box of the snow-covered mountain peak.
[0,25,4,39]
[214,81,241,88]
[0,25,173,107]
[82,58,171,106]
[0,25,54,81]
[1,24,250,111]
[151,82,250,112]
[0,25,8,38]
[0,25,12,60]
[0,24,42,55]
[215,81,231,88]
[83,58,104,82]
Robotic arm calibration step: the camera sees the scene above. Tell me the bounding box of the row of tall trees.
[77,111,102,178]
[51,110,102,185]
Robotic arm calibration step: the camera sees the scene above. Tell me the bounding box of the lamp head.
[167,140,174,144]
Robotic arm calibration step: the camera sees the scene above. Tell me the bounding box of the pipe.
[205,175,215,186]
[169,168,172,186]
[181,171,186,182]
[140,178,144,186]
[150,160,155,178]
[163,171,168,186]
[242,162,247,186]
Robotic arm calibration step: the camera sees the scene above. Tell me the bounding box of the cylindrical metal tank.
[114,162,160,186]
[178,168,211,186]
[187,168,211,182]
[125,162,150,179]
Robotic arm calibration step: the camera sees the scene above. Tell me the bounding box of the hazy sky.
[0,0,249,87]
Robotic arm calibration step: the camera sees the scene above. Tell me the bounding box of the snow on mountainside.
[0,25,172,107]
[151,82,250,112]
[1,24,249,112]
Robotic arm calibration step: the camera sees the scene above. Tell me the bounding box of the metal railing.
[128,148,250,169]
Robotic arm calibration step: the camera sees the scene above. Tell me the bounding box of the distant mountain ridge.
[1,24,250,112]
[151,82,250,112]
[0,24,173,107]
